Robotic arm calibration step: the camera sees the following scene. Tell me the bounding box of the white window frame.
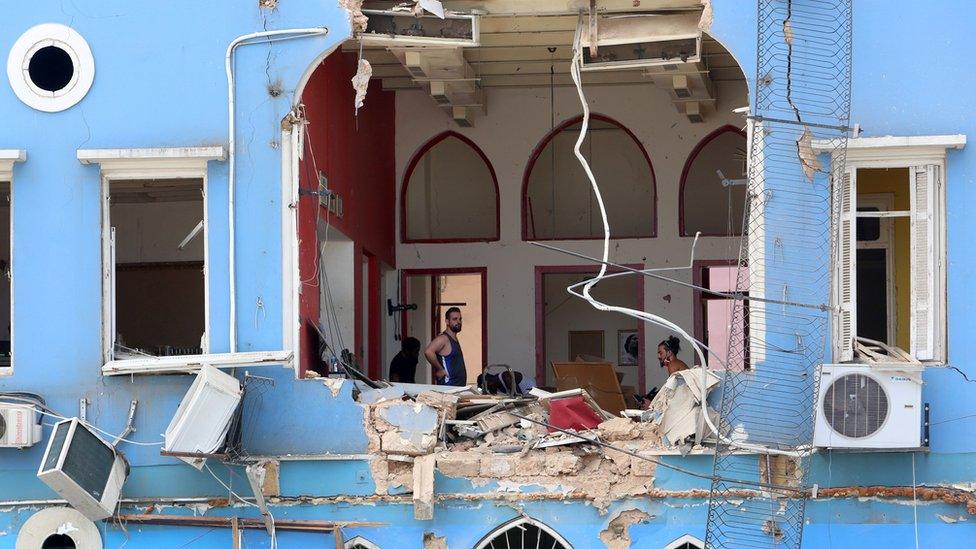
[0,150,25,376]
[816,135,966,365]
[855,193,897,345]
[78,147,292,375]
[664,534,704,549]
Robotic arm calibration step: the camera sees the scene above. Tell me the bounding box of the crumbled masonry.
[599,509,651,549]
[359,385,681,512]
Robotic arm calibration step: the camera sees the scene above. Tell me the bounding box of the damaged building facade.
[2,0,976,547]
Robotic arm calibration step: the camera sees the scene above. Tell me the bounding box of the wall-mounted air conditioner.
[164,364,242,469]
[37,418,128,520]
[814,364,924,449]
[578,13,702,71]
[359,10,480,47]
[0,403,43,448]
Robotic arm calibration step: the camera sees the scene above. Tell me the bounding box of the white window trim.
[856,193,897,345]
[0,150,25,377]
[473,517,573,549]
[281,123,302,379]
[78,147,228,373]
[815,134,966,365]
[344,536,381,549]
[664,534,704,549]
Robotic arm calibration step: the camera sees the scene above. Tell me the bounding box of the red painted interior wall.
[298,51,396,376]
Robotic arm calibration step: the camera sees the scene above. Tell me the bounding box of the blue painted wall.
[2,0,976,547]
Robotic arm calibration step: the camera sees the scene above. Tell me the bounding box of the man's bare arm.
[424,336,447,379]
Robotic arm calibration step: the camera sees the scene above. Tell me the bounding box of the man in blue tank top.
[423,307,467,386]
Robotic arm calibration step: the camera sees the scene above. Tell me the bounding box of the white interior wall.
[319,227,356,355]
[405,137,497,240]
[543,272,640,388]
[111,201,204,263]
[392,81,748,392]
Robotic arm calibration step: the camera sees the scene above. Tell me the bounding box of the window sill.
[101,350,292,376]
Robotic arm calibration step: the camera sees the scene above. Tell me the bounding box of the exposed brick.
[480,455,518,478]
[436,452,481,478]
[545,453,582,475]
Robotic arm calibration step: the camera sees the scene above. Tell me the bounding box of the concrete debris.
[423,532,448,549]
[783,19,794,46]
[413,454,436,520]
[351,58,372,110]
[599,509,651,549]
[258,0,277,9]
[356,379,694,510]
[698,0,713,32]
[323,378,345,397]
[339,0,368,34]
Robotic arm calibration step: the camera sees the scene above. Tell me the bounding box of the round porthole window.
[6,23,95,112]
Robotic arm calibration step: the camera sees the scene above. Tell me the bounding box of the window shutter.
[910,165,938,360]
[834,169,856,362]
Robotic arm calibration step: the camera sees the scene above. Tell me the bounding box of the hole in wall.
[28,46,74,92]
[41,534,76,549]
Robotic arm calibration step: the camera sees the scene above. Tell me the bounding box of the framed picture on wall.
[618,329,639,366]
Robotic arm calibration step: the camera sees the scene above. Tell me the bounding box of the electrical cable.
[35,409,164,447]
[204,463,277,549]
[564,25,808,458]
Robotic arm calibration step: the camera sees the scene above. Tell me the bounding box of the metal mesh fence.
[704,1,852,547]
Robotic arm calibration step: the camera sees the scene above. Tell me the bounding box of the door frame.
[400,267,489,373]
[534,264,645,394]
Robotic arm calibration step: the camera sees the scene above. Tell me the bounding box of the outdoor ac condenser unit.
[359,10,480,47]
[578,13,702,71]
[164,364,242,469]
[37,418,128,520]
[814,364,923,449]
[0,403,43,448]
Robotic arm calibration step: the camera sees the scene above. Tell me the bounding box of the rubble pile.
[353,375,718,512]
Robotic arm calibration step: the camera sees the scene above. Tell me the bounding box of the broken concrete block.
[480,455,518,478]
[475,412,520,433]
[606,448,632,475]
[436,452,481,478]
[515,454,547,477]
[631,453,657,477]
[413,454,436,520]
[389,460,414,495]
[376,402,440,454]
[416,390,460,412]
[381,430,437,456]
[598,417,640,441]
[545,453,582,475]
[358,385,406,405]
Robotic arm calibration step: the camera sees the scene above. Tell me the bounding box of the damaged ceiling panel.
[347,1,738,126]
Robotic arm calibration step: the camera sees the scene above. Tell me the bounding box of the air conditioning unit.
[37,418,128,520]
[359,10,480,47]
[0,404,43,448]
[579,13,702,72]
[164,364,242,469]
[814,365,923,449]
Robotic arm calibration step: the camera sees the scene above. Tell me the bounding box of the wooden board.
[551,361,627,415]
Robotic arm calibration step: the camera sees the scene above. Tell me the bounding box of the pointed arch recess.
[400,131,500,244]
[473,516,573,549]
[521,113,657,241]
[678,124,748,237]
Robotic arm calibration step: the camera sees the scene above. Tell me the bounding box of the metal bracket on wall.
[79,398,88,422]
[112,400,138,447]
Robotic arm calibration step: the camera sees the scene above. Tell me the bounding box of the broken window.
[107,178,205,359]
[680,125,748,236]
[474,518,571,549]
[835,166,945,363]
[402,132,499,242]
[524,115,655,240]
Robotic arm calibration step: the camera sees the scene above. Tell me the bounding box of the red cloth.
[547,395,602,432]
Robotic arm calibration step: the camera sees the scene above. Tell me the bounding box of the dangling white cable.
[565,27,805,458]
